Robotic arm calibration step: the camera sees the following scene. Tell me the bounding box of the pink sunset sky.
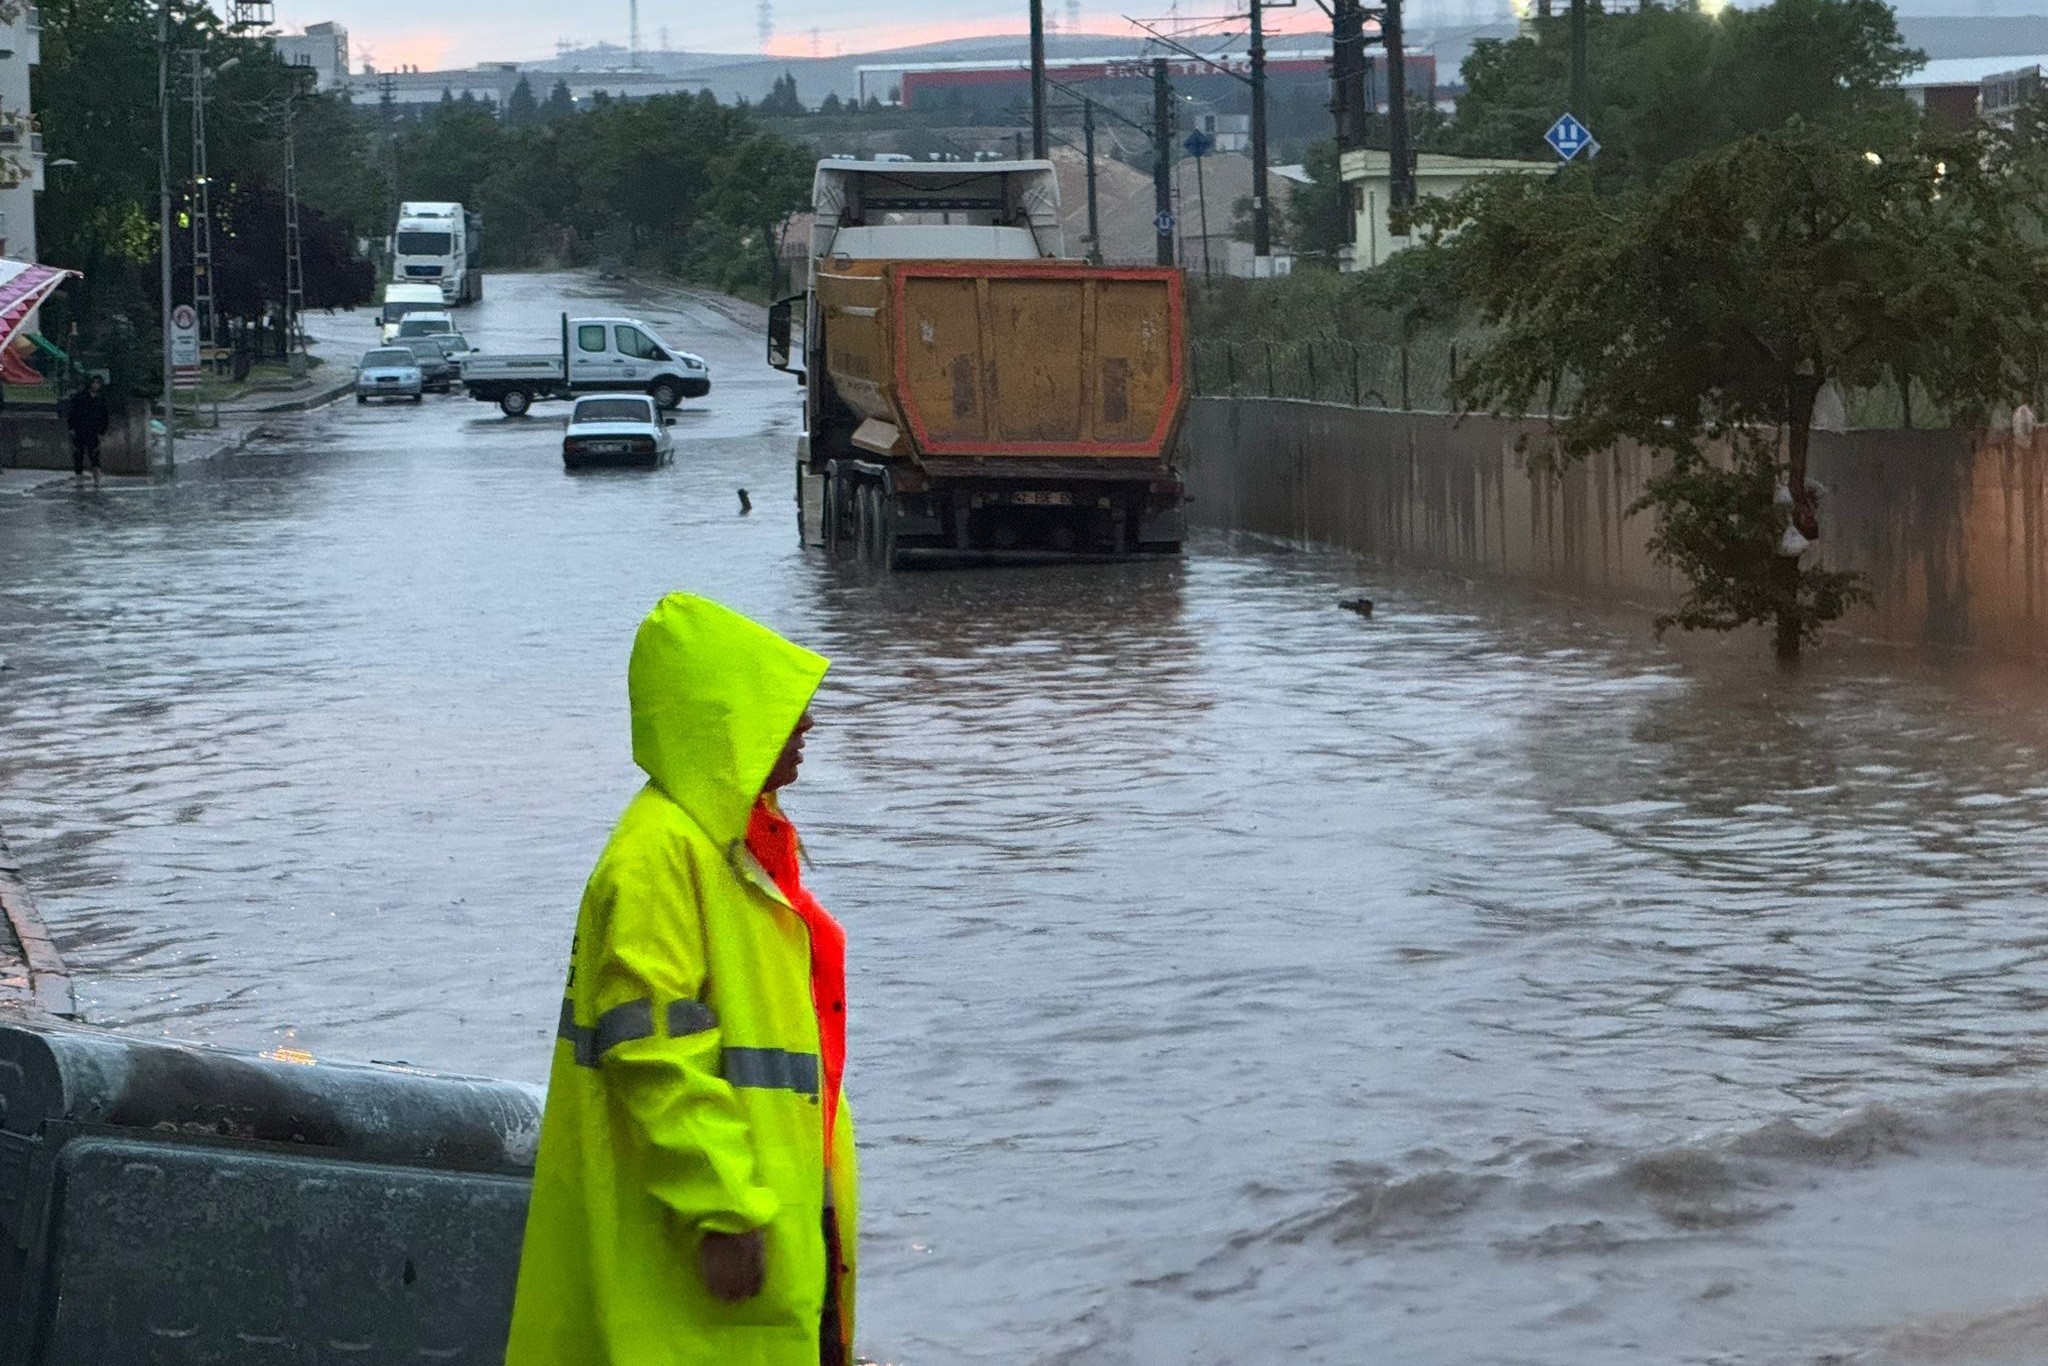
[268,0,1333,71]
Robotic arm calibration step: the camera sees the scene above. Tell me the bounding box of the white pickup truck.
[460,314,711,417]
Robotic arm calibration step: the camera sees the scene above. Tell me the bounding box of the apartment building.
[0,2,42,262]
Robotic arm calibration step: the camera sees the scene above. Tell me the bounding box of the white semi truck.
[392,202,483,306]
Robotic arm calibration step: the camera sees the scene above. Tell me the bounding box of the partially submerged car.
[562,393,674,470]
[356,347,424,404]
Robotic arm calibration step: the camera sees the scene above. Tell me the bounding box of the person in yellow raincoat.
[506,593,858,1366]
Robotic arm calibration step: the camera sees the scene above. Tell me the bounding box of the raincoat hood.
[629,594,828,846]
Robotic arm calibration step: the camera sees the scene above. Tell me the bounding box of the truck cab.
[393,201,484,306]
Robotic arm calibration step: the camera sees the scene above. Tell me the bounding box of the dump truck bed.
[817,259,1187,465]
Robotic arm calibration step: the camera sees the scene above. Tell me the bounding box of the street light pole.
[157,0,175,471]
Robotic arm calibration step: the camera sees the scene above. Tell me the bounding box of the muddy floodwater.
[8,273,2048,1364]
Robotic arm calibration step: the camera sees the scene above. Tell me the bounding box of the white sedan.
[561,394,674,470]
[356,347,424,404]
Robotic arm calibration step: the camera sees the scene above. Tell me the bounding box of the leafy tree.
[1451,0,1921,184]
[506,76,538,126]
[1284,141,1348,265]
[1421,126,2048,659]
[760,72,805,117]
[819,92,844,116]
[38,0,383,390]
[546,79,576,120]
[690,130,816,295]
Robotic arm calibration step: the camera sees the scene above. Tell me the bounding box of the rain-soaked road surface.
[8,271,2048,1364]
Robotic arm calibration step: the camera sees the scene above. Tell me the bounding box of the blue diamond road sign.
[1183,130,1215,158]
[1545,112,1596,162]
[1155,211,1177,233]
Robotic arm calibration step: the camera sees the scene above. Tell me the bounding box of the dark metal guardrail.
[0,1022,540,1365]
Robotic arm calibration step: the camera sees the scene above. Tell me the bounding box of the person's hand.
[699,1228,767,1302]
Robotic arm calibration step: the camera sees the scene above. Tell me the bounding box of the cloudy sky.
[269,0,1339,72]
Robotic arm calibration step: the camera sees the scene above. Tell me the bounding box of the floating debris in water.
[738,488,753,515]
[1338,597,1374,617]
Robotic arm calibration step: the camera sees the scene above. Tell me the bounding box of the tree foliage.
[35,0,818,390]
[1419,124,2048,656]
[1451,0,1922,184]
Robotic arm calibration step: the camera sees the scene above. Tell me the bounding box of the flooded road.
[6,271,2048,1363]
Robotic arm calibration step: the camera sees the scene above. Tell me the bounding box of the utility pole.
[190,53,240,418]
[1082,99,1102,265]
[284,93,307,377]
[379,72,399,236]
[1329,0,1368,262]
[1385,0,1414,211]
[1249,0,1271,263]
[1152,57,1173,267]
[188,52,216,420]
[157,0,175,471]
[1569,0,1587,117]
[1029,0,1048,159]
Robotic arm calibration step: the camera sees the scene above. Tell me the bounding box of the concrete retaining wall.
[1184,398,2048,653]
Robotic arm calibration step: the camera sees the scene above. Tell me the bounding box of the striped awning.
[0,260,78,385]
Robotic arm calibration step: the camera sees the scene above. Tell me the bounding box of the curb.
[0,836,76,1020]
[255,377,356,414]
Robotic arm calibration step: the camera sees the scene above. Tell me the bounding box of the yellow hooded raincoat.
[506,594,858,1366]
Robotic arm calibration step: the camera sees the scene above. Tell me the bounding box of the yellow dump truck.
[768,159,1187,566]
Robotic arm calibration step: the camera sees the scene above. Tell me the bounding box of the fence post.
[1306,344,1318,401]
[1399,343,1411,411]
[1265,342,1275,397]
[1349,342,1361,407]
[1449,342,1459,384]
[1226,341,1237,393]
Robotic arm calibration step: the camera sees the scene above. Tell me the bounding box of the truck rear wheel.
[854,480,896,569]
[499,388,532,418]
[822,468,846,555]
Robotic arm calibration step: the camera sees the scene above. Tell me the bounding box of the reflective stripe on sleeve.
[668,1000,718,1037]
[723,1046,820,1098]
[558,997,656,1066]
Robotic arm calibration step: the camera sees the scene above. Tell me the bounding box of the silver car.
[356,347,424,404]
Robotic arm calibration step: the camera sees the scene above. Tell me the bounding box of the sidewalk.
[0,834,73,1019]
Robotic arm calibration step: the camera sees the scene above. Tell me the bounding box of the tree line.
[36,0,816,394]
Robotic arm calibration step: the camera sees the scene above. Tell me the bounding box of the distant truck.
[768,158,1187,566]
[460,314,711,417]
[392,201,483,306]
[378,283,447,343]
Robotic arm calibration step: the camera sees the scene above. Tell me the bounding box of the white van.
[379,283,447,342]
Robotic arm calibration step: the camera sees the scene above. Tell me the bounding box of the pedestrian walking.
[507,593,858,1366]
[65,376,109,486]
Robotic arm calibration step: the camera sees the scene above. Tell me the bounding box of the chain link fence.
[1190,338,1467,413]
[1193,337,1974,433]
